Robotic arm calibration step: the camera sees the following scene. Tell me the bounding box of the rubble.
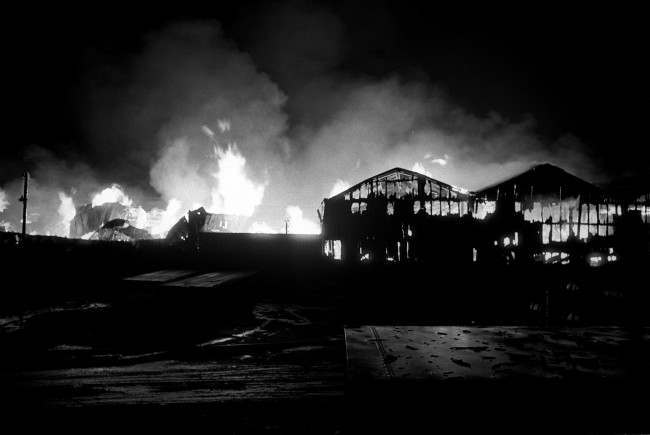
[70,203,129,238]
[89,218,152,241]
[166,206,248,243]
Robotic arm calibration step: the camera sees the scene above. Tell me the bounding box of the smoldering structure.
[166,207,248,242]
[320,167,474,264]
[3,162,647,270]
[320,164,649,266]
[69,203,247,242]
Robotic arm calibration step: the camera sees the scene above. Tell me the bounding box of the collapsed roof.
[166,207,248,242]
[88,218,152,241]
[70,203,129,238]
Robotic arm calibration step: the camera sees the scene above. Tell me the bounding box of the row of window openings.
[344,185,649,223]
[494,225,617,244]
[346,200,642,225]
[497,222,615,246]
[496,224,615,245]
[535,249,617,266]
[478,201,631,224]
[323,239,413,262]
[344,182,460,201]
[324,239,619,263]
[350,200,470,216]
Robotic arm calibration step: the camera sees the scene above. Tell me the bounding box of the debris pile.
[70,203,129,238]
[88,218,152,241]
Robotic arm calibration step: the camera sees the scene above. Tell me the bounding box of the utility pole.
[19,171,29,242]
[285,219,289,235]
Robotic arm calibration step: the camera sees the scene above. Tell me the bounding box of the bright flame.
[209,144,265,217]
[329,179,350,197]
[57,192,76,237]
[286,205,320,234]
[149,198,183,237]
[0,188,8,212]
[91,184,133,208]
[412,162,432,177]
[588,255,603,267]
[128,206,149,230]
[87,183,185,238]
[249,221,277,233]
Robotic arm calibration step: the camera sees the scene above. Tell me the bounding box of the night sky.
[3,2,647,187]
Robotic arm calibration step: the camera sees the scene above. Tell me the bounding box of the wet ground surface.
[346,325,650,433]
[11,355,342,407]
[2,284,650,432]
[0,298,345,432]
[346,325,650,380]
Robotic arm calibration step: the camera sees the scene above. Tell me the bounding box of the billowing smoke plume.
[0,148,102,236]
[241,4,598,221]
[0,11,600,236]
[125,23,287,228]
[57,192,76,232]
[297,78,595,196]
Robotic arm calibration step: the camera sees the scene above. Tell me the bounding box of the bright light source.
[588,254,603,267]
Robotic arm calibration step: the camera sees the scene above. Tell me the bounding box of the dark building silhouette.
[320,167,475,264]
[474,163,649,266]
[320,164,649,266]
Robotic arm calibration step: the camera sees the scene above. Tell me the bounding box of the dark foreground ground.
[1,236,649,432]
[1,301,345,432]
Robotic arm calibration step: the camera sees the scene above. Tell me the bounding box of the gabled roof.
[328,167,471,200]
[476,163,606,200]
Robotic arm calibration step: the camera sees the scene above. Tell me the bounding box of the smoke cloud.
[0,147,104,236]
[0,10,602,236]
[296,78,596,194]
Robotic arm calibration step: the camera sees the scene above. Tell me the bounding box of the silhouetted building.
[320,167,475,263]
[474,163,622,265]
[321,164,649,266]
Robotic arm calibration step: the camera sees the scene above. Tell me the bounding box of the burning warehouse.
[321,163,650,266]
[474,163,649,266]
[320,167,475,263]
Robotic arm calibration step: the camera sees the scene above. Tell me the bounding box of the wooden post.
[577,195,582,240]
[559,186,563,242]
[587,195,591,239]
[19,171,29,242]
